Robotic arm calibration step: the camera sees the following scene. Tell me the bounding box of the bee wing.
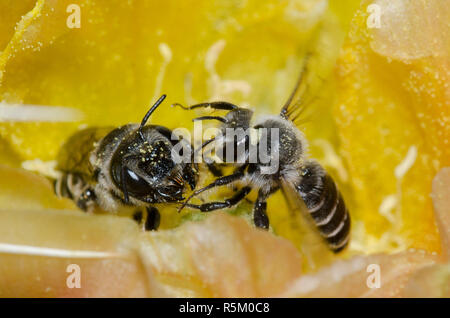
[280,24,339,127]
[280,52,327,126]
[56,126,113,178]
[279,54,312,123]
[280,179,334,270]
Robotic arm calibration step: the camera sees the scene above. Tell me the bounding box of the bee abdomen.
[54,173,74,200]
[54,173,92,211]
[315,188,350,253]
[298,162,351,253]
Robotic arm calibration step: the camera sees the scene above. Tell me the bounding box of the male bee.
[176,60,351,253]
[54,95,197,230]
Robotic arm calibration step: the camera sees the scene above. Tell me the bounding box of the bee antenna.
[139,94,167,140]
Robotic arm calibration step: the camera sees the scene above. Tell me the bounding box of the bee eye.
[111,158,155,198]
[123,167,153,196]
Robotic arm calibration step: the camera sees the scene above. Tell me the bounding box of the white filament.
[0,243,123,259]
[0,103,84,122]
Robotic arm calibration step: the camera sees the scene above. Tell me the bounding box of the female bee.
[54,95,197,230]
[176,61,351,253]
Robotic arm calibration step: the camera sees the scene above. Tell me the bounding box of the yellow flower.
[0,0,448,297]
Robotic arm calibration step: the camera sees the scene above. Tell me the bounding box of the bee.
[176,59,351,253]
[54,95,197,230]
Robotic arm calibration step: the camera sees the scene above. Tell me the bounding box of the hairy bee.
[54,95,197,230]
[176,62,351,253]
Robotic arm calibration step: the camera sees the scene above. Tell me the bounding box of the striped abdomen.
[54,172,96,212]
[296,161,350,253]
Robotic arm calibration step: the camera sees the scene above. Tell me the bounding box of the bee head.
[110,136,187,204]
[109,94,194,204]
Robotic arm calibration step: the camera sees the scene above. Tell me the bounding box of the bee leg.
[244,197,254,204]
[206,162,223,177]
[172,101,238,111]
[132,210,144,224]
[185,186,251,212]
[145,207,160,231]
[193,138,216,168]
[178,167,246,211]
[182,164,197,190]
[194,167,245,195]
[132,207,160,231]
[253,190,270,230]
[193,116,227,123]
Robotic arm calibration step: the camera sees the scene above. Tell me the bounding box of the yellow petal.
[334,0,448,254]
[0,167,303,297]
[0,0,448,297]
[0,165,74,211]
[280,251,437,297]
[402,263,450,298]
[0,208,148,297]
[140,212,303,297]
[432,167,450,260]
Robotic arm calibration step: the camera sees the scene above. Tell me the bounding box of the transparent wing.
[279,53,313,123]
[280,179,335,271]
[56,127,113,178]
[280,23,341,127]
